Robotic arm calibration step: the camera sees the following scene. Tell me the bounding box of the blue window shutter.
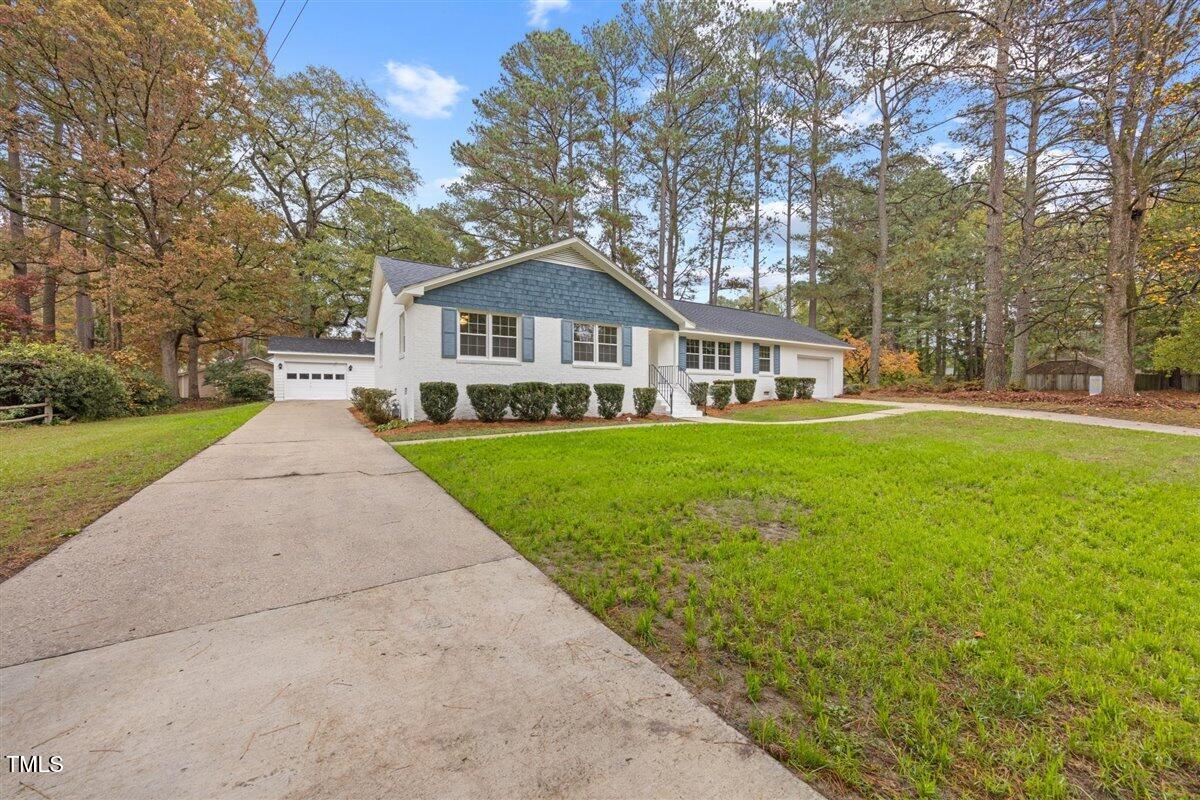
[734,341,742,373]
[678,336,688,370]
[773,344,781,374]
[561,319,573,363]
[621,325,633,366]
[522,316,535,362]
[752,343,760,372]
[441,307,456,358]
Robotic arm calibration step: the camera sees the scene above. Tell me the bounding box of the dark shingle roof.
[267,336,375,356]
[378,256,455,293]
[667,299,850,348]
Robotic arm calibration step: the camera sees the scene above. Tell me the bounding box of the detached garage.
[267,336,375,401]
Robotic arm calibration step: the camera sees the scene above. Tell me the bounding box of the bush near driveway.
[466,384,511,422]
[594,383,624,419]
[225,370,272,401]
[419,382,456,424]
[510,382,554,421]
[400,414,1200,799]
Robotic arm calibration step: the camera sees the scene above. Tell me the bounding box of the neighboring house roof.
[377,256,455,294]
[668,299,851,348]
[267,336,375,356]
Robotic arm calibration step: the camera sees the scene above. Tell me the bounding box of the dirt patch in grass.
[349,407,673,441]
[694,495,803,543]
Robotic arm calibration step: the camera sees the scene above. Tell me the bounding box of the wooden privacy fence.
[0,399,54,426]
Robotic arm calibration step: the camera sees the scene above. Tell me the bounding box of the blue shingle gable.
[415,259,678,330]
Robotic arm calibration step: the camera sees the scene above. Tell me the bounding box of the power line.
[263,1,286,40]
[270,0,309,66]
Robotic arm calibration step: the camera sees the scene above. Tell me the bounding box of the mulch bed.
[349,406,671,439]
[862,388,1200,410]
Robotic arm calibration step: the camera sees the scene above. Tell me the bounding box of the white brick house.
[269,238,850,419]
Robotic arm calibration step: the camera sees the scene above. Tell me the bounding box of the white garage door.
[795,356,833,398]
[282,362,348,400]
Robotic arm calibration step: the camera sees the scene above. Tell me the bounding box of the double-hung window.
[459,311,518,360]
[397,314,406,358]
[686,338,733,372]
[573,322,618,364]
[758,344,772,373]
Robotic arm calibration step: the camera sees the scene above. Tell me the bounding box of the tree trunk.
[982,6,1010,391]
[784,120,794,319]
[41,119,64,341]
[869,101,890,388]
[187,334,201,400]
[75,273,95,350]
[1100,160,1137,395]
[160,331,182,400]
[5,80,31,335]
[752,131,761,312]
[1009,84,1041,387]
[807,121,820,328]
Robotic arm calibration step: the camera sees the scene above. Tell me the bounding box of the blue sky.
[257,0,623,209]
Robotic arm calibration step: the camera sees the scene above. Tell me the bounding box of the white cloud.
[527,0,569,28]
[384,62,465,119]
[437,168,469,191]
[835,100,879,133]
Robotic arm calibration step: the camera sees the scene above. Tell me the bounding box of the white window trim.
[457,309,520,363]
[572,321,620,367]
[685,337,734,374]
[398,314,406,359]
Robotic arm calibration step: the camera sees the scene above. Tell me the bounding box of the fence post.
[44,398,53,425]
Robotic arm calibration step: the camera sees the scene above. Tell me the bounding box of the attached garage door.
[281,362,348,400]
[795,356,833,398]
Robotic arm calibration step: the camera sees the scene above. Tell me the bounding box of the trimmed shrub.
[358,388,396,424]
[733,378,756,404]
[688,380,709,409]
[555,383,590,420]
[795,377,816,399]
[226,371,272,402]
[510,381,554,422]
[466,383,510,422]
[632,387,657,418]
[351,386,368,409]
[594,383,624,419]
[710,382,732,410]
[419,382,457,424]
[774,377,798,400]
[0,341,128,421]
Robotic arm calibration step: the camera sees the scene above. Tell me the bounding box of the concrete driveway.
[0,401,817,799]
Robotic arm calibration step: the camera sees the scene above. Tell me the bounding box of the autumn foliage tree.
[840,329,922,385]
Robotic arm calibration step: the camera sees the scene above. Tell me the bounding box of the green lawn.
[1,403,266,578]
[717,399,890,422]
[379,416,667,442]
[399,413,1200,799]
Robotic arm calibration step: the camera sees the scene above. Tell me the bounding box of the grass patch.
[372,415,669,442]
[714,399,890,422]
[0,403,266,578]
[399,412,1200,799]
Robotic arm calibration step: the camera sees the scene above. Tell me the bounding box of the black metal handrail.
[649,364,673,416]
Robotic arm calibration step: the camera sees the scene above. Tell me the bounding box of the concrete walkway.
[825,397,1200,436]
[0,402,816,800]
